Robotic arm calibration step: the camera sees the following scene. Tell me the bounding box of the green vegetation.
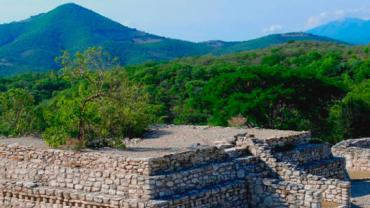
[328,80,370,142]
[0,48,155,148]
[0,88,37,136]
[127,41,369,143]
[0,41,369,148]
[0,3,340,76]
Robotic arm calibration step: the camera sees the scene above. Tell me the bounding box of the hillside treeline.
[0,42,369,147]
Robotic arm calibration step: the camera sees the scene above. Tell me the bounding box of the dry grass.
[228,115,247,127]
[349,170,370,180]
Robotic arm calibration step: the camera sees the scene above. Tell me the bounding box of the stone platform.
[0,125,350,208]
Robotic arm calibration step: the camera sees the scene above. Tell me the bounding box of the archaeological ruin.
[0,125,351,208]
[333,138,370,174]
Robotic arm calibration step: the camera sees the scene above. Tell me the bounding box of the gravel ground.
[0,136,47,148]
[0,125,304,158]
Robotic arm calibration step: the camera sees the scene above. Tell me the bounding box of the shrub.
[42,127,68,148]
[228,115,247,127]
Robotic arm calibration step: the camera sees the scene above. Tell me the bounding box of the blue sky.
[1,0,370,42]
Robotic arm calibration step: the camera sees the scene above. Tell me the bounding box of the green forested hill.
[0,42,368,146]
[207,32,341,55]
[0,3,341,76]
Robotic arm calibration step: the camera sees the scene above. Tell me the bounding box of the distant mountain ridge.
[308,18,370,44]
[0,3,342,76]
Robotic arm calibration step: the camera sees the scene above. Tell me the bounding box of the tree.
[42,48,154,148]
[329,80,370,141]
[0,88,36,136]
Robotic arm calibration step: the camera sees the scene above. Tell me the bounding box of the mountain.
[308,18,370,45]
[0,3,341,76]
[207,32,339,54]
[0,3,208,75]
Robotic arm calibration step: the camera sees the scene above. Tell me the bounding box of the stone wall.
[261,132,311,146]
[160,180,249,208]
[332,138,370,172]
[0,143,242,176]
[240,135,351,207]
[0,131,351,208]
[0,180,248,208]
[0,144,151,175]
[149,156,258,198]
[0,142,255,208]
[274,143,331,165]
[247,176,322,208]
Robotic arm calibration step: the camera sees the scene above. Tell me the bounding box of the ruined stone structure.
[0,127,350,208]
[332,138,370,172]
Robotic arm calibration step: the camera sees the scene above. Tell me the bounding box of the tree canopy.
[0,42,369,147]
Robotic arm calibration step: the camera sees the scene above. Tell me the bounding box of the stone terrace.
[332,138,370,174]
[0,125,350,208]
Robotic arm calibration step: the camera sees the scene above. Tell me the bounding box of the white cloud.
[262,25,283,34]
[305,10,344,28]
[305,8,370,29]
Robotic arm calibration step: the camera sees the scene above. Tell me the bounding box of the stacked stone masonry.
[332,138,370,172]
[0,129,351,208]
[240,134,350,207]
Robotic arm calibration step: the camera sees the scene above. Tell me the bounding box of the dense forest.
[0,41,369,148]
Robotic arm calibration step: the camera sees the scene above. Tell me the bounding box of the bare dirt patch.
[0,136,47,148]
[349,171,370,180]
[0,125,305,158]
[321,201,340,208]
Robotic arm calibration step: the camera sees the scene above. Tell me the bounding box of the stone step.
[150,146,251,176]
[149,156,258,198]
[145,147,251,176]
[0,179,249,208]
[156,179,249,208]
